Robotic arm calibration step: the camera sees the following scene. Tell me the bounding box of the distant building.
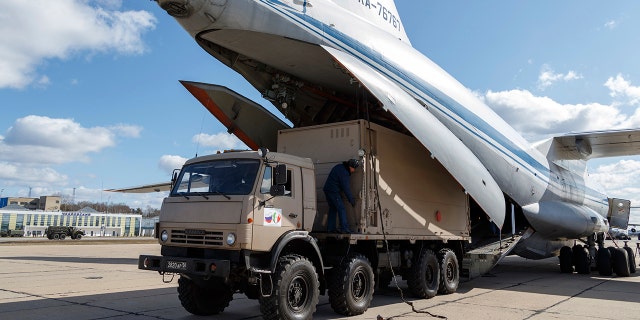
[0,209,142,237]
[0,196,61,211]
[141,216,160,237]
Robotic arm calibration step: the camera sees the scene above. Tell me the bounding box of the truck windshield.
[171,159,260,196]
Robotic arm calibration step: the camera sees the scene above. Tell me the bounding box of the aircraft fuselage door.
[608,198,631,229]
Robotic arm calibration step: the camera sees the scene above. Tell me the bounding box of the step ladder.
[461,228,533,280]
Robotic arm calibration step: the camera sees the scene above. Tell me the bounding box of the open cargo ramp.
[461,228,533,280]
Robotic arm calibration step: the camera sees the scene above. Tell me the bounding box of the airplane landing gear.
[559,233,635,277]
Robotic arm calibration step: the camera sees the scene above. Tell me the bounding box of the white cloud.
[0,162,68,185]
[590,160,640,205]
[158,155,188,174]
[193,132,246,151]
[604,20,618,30]
[482,74,640,141]
[0,0,157,89]
[483,89,637,141]
[604,74,640,106]
[109,124,143,138]
[1,115,115,164]
[0,115,145,197]
[537,65,582,90]
[0,115,141,165]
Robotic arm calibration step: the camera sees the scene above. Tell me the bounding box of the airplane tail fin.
[336,0,411,45]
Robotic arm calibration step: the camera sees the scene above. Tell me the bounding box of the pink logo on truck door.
[264,208,282,227]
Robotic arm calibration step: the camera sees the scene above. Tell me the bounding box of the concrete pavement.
[0,239,638,320]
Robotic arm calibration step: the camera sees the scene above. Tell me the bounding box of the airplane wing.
[551,128,640,160]
[322,46,506,227]
[105,182,171,193]
[180,81,291,151]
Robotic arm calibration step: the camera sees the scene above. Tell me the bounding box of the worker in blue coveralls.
[323,159,359,233]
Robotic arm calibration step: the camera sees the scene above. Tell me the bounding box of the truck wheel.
[328,253,375,316]
[60,234,66,240]
[611,248,630,277]
[177,276,233,315]
[75,234,82,240]
[437,248,459,294]
[559,246,573,273]
[622,247,636,274]
[53,234,59,240]
[408,248,439,299]
[596,247,612,276]
[259,254,319,320]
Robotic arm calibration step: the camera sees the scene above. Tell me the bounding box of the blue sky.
[1,1,639,223]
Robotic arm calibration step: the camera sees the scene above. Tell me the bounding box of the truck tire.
[437,248,459,294]
[408,248,439,299]
[53,234,59,240]
[596,247,612,276]
[177,276,233,315]
[75,234,82,240]
[259,254,319,320]
[328,253,375,316]
[59,234,66,240]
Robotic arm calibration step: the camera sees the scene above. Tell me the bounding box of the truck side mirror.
[171,169,180,189]
[274,164,287,185]
[270,185,286,197]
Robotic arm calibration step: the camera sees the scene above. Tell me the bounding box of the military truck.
[139,120,480,319]
[45,226,85,240]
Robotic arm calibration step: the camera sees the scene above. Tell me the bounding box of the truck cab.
[139,150,324,316]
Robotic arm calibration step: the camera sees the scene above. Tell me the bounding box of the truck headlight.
[160,230,169,242]
[226,233,236,246]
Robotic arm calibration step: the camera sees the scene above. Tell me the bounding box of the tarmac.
[0,238,638,320]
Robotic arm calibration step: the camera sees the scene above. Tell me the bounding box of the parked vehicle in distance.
[45,226,85,240]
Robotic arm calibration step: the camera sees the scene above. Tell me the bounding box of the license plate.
[166,260,187,271]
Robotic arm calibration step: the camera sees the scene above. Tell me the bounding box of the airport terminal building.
[0,209,143,237]
[0,203,143,237]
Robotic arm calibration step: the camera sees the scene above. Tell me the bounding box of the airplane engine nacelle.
[522,201,609,239]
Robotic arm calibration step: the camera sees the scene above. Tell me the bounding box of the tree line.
[60,201,161,217]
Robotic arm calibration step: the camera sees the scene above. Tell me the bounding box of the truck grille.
[170,229,224,246]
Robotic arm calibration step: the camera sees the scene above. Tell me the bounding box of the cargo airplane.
[129,0,638,281]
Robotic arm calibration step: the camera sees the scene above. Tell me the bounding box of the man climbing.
[323,159,359,233]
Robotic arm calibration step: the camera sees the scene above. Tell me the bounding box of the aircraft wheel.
[178,276,233,315]
[328,253,375,316]
[622,247,636,274]
[437,248,459,294]
[559,246,573,273]
[596,247,612,276]
[611,247,630,277]
[408,248,439,299]
[260,254,319,320]
[574,247,591,274]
